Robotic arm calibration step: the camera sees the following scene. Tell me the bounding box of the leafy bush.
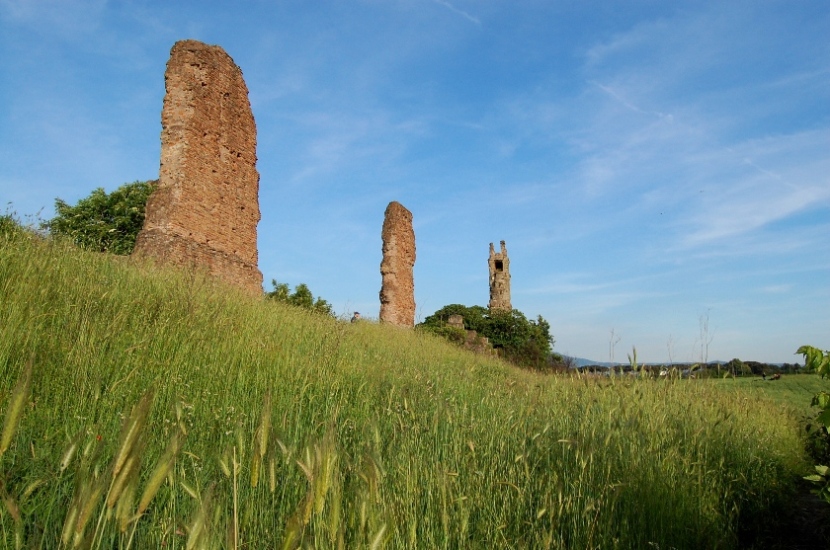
[43,180,156,255]
[0,213,23,237]
[266,279,334,316]
[798,345,830,502]
[420,304,490,333]
[419,304,554,370]
[423,324,467,345]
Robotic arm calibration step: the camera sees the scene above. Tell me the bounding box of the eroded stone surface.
[379,201,415,327]
[133,39,263,294]
[447,314,464,329]
[488,240,511,311]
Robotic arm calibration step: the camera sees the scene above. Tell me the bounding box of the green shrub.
[0,213,22,237]
[419,304,554,370]
[799,345,830,502]
[266,279,334,316]
[43,180,156,254]
[417,323,467,344]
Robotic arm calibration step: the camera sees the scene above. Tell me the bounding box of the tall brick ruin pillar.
[133,39,263,295]
[379,201,416,327]
[488,240,511,311]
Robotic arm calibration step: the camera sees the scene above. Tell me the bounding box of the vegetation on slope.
[0,229,811,548]
[266,279,335,317]
[418,304,555,370]
[42,180,156,255]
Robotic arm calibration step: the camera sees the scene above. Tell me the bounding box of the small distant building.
[488,240,511,311]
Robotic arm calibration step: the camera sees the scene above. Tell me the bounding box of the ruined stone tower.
[133,39,263,295]
[488,240,511,311]
[379,201,416,327]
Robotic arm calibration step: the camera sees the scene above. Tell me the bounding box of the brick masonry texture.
[379,201,416,327]
[133,39,263,295]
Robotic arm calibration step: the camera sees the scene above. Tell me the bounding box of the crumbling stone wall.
[379,201,416,327]
[447,314,464,329]
[488,240,511,311]
[133,39,263,295]
[447,315,493,354]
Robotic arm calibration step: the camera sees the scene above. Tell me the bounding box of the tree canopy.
[266,279,334,316]
[43,180,156,255]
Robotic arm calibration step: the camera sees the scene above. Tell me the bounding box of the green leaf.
[817,408,830,430]
[812,391,830,409]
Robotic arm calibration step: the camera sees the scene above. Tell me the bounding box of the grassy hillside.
[0,231,811,548]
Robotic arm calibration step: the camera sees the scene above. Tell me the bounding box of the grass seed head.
[112,390,154,479]
[0,359,33,459]
[138,430,183,514]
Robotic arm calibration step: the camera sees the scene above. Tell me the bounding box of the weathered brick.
[133,39,263,295]
[379,201,416,327]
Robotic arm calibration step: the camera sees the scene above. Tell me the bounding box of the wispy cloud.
[760,284,792,294]
[540,6,830,257]
[430,0,480,26]
[271,109,425,189]
[0,0,107,35]
[590,81,675,122]
[678,130,830,248]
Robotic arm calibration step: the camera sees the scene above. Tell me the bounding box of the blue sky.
[1,0,828,364]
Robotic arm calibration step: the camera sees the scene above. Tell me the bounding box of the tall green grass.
[0,231,808,548]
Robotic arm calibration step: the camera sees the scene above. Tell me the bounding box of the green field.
[0,230,821,549]
[713,376,826,416]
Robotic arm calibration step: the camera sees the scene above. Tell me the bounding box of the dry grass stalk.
[269,456,277,494]
[112,390,154,480]
[61,495,80,545]
[369,523,388,550]
[116,480,137,533]
[0,358,33,459]
[59,431,84,473]
[107,454,139,509]
[0,478,23,549]
[251,393,272,488]
[21,479,46,502]
[186,485,214,550]
[138,429,184,514]
[73,479,105,547]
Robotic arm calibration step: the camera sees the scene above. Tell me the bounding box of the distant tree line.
[575,359,806,377]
